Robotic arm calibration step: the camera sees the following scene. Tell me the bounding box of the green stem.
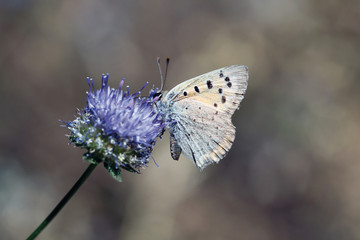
[26,163,98,240]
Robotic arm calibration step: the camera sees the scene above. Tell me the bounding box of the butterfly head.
[153,91,163,100]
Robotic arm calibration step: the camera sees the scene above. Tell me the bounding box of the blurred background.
[1,0,360,239]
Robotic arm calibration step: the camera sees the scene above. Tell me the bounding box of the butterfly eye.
[153,91,162,100]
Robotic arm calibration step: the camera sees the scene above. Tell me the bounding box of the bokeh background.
[1,0,360,239]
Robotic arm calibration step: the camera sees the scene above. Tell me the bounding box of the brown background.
[1,0,360,239]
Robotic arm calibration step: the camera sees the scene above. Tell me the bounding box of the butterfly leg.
[170,132,182,160]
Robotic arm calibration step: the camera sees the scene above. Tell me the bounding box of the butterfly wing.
[162,65,248,170]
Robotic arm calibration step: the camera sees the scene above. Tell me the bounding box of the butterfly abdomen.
[170,132,182,160]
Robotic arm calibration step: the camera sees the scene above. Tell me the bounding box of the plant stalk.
[26,163,98,240]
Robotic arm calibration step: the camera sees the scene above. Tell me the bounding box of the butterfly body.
[157,65,248,170]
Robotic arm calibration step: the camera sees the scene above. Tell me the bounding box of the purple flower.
[65,74,165,181]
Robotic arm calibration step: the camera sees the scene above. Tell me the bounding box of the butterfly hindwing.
[170,100,236,169]
[161,65,248,170]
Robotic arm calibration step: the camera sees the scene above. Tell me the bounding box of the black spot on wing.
[194,86,200,93]
[207,80,213,89]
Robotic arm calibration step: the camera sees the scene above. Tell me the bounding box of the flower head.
[65,74,165,181]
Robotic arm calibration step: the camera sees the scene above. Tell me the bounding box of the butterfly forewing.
[161,65,248,170]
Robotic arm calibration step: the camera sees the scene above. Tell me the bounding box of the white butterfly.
[157,64,249,170]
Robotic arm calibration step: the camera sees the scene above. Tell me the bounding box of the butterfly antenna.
[163,57,170,90]
[157,57,164,92]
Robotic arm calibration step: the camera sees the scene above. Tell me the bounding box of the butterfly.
[156,62,249,170]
